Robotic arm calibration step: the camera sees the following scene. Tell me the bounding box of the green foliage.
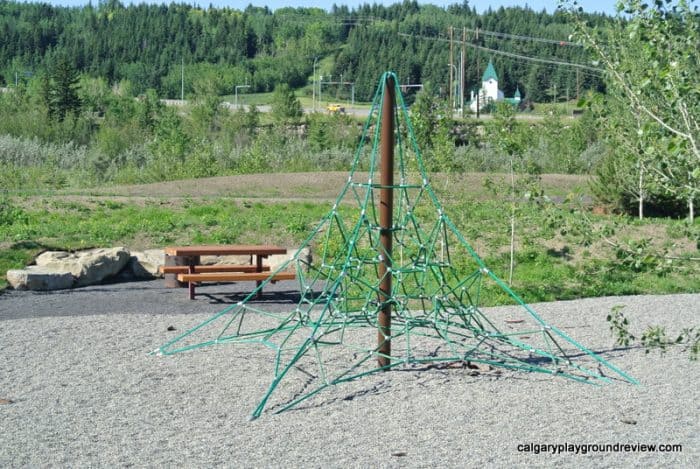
[0,242,39,289]
[0,2,608,101]
[569,0,700,220]
[0,196,27,226]
[607,305,636,347]
[270,84,302,125]
[188,85,223,136]
[307,113,359,151]
[43,56,82,122]
[409,87,456,172]
[149,107,191,167]
[606,305,700,360]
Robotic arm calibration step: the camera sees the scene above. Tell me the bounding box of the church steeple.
[482,59,498,82]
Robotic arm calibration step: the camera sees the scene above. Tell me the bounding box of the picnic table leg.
[164,254,199,288]
[255,255,265,299]
[188,264,196,300]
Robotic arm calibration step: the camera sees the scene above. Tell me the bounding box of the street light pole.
[460,50,464,118]
[448,64,458,113]
[312,57,318,112]
[235,85,250,109]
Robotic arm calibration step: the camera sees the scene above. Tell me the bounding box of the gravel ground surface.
[1,281,698,467]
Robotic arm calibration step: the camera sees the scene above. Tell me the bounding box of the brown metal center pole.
[377,75,395,368]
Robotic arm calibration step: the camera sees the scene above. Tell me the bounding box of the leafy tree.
[567,0,700,221]
[409,85,456,173]
[410,86,441,151]
[270,84,302,125]
[307,112,358,151]
[188,78,223,136]
[245,104,261,130]
[488,102,532,285]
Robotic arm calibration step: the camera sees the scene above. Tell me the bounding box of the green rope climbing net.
[155,72,638,419]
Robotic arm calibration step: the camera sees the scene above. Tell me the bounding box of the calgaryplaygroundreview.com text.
[516,442,683,455]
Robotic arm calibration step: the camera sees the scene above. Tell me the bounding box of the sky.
[42,1,619,16]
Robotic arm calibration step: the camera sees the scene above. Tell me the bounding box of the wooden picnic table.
[162,245,292,299]
[163,245,288,257]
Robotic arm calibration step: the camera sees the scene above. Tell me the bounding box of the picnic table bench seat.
[159,264,271,274]
[176,271,296,283]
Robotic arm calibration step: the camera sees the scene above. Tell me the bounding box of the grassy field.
[2,172,698,302]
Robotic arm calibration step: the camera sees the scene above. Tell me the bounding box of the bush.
[0,195,27,226]
[590,142,690,217]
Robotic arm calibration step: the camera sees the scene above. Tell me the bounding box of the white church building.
[469,59,521,113]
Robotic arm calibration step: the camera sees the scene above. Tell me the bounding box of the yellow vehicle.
[326,103,345,114]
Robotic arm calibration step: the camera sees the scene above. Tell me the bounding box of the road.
[161,99,564,121]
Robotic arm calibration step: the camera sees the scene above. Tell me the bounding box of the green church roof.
[482,59,498,82]
[514,87,521,98]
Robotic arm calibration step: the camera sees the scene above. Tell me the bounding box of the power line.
[398,32,602,73]
[274,14,377,25]
[461,26,582,47]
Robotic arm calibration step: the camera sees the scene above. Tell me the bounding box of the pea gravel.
[1,281,698,467]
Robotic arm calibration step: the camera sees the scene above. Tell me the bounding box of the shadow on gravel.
[202,289,304,305]
[0,280,311,320]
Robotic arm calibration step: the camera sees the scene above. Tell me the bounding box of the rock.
[6,267,74,291]
[200,247,311,272]
[268,247,312,272]
[200,255,250,266]
[129,249,164,278]
[35,247,131,287]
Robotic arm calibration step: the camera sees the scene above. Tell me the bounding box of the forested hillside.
[0,0,608,100]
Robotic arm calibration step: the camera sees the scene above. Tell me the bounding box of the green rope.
[155,71,638,419]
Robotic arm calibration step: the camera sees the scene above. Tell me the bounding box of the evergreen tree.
[47,56,81,121]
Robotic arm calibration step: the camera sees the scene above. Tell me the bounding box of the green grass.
[0,197,332,288]
[1,191,698,300]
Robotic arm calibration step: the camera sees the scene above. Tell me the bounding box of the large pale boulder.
[200,255,250,266]
[35,247,131,287]
[200,248,311,272]
[6,267,74,291]
[129,249,164,278]
[268,247,312,272]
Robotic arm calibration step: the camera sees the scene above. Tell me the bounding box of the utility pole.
[476,27,480,119]
[460,28,465,118]
[449,26,454,113]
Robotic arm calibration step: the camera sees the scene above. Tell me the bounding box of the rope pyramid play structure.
[155,72,637,419]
